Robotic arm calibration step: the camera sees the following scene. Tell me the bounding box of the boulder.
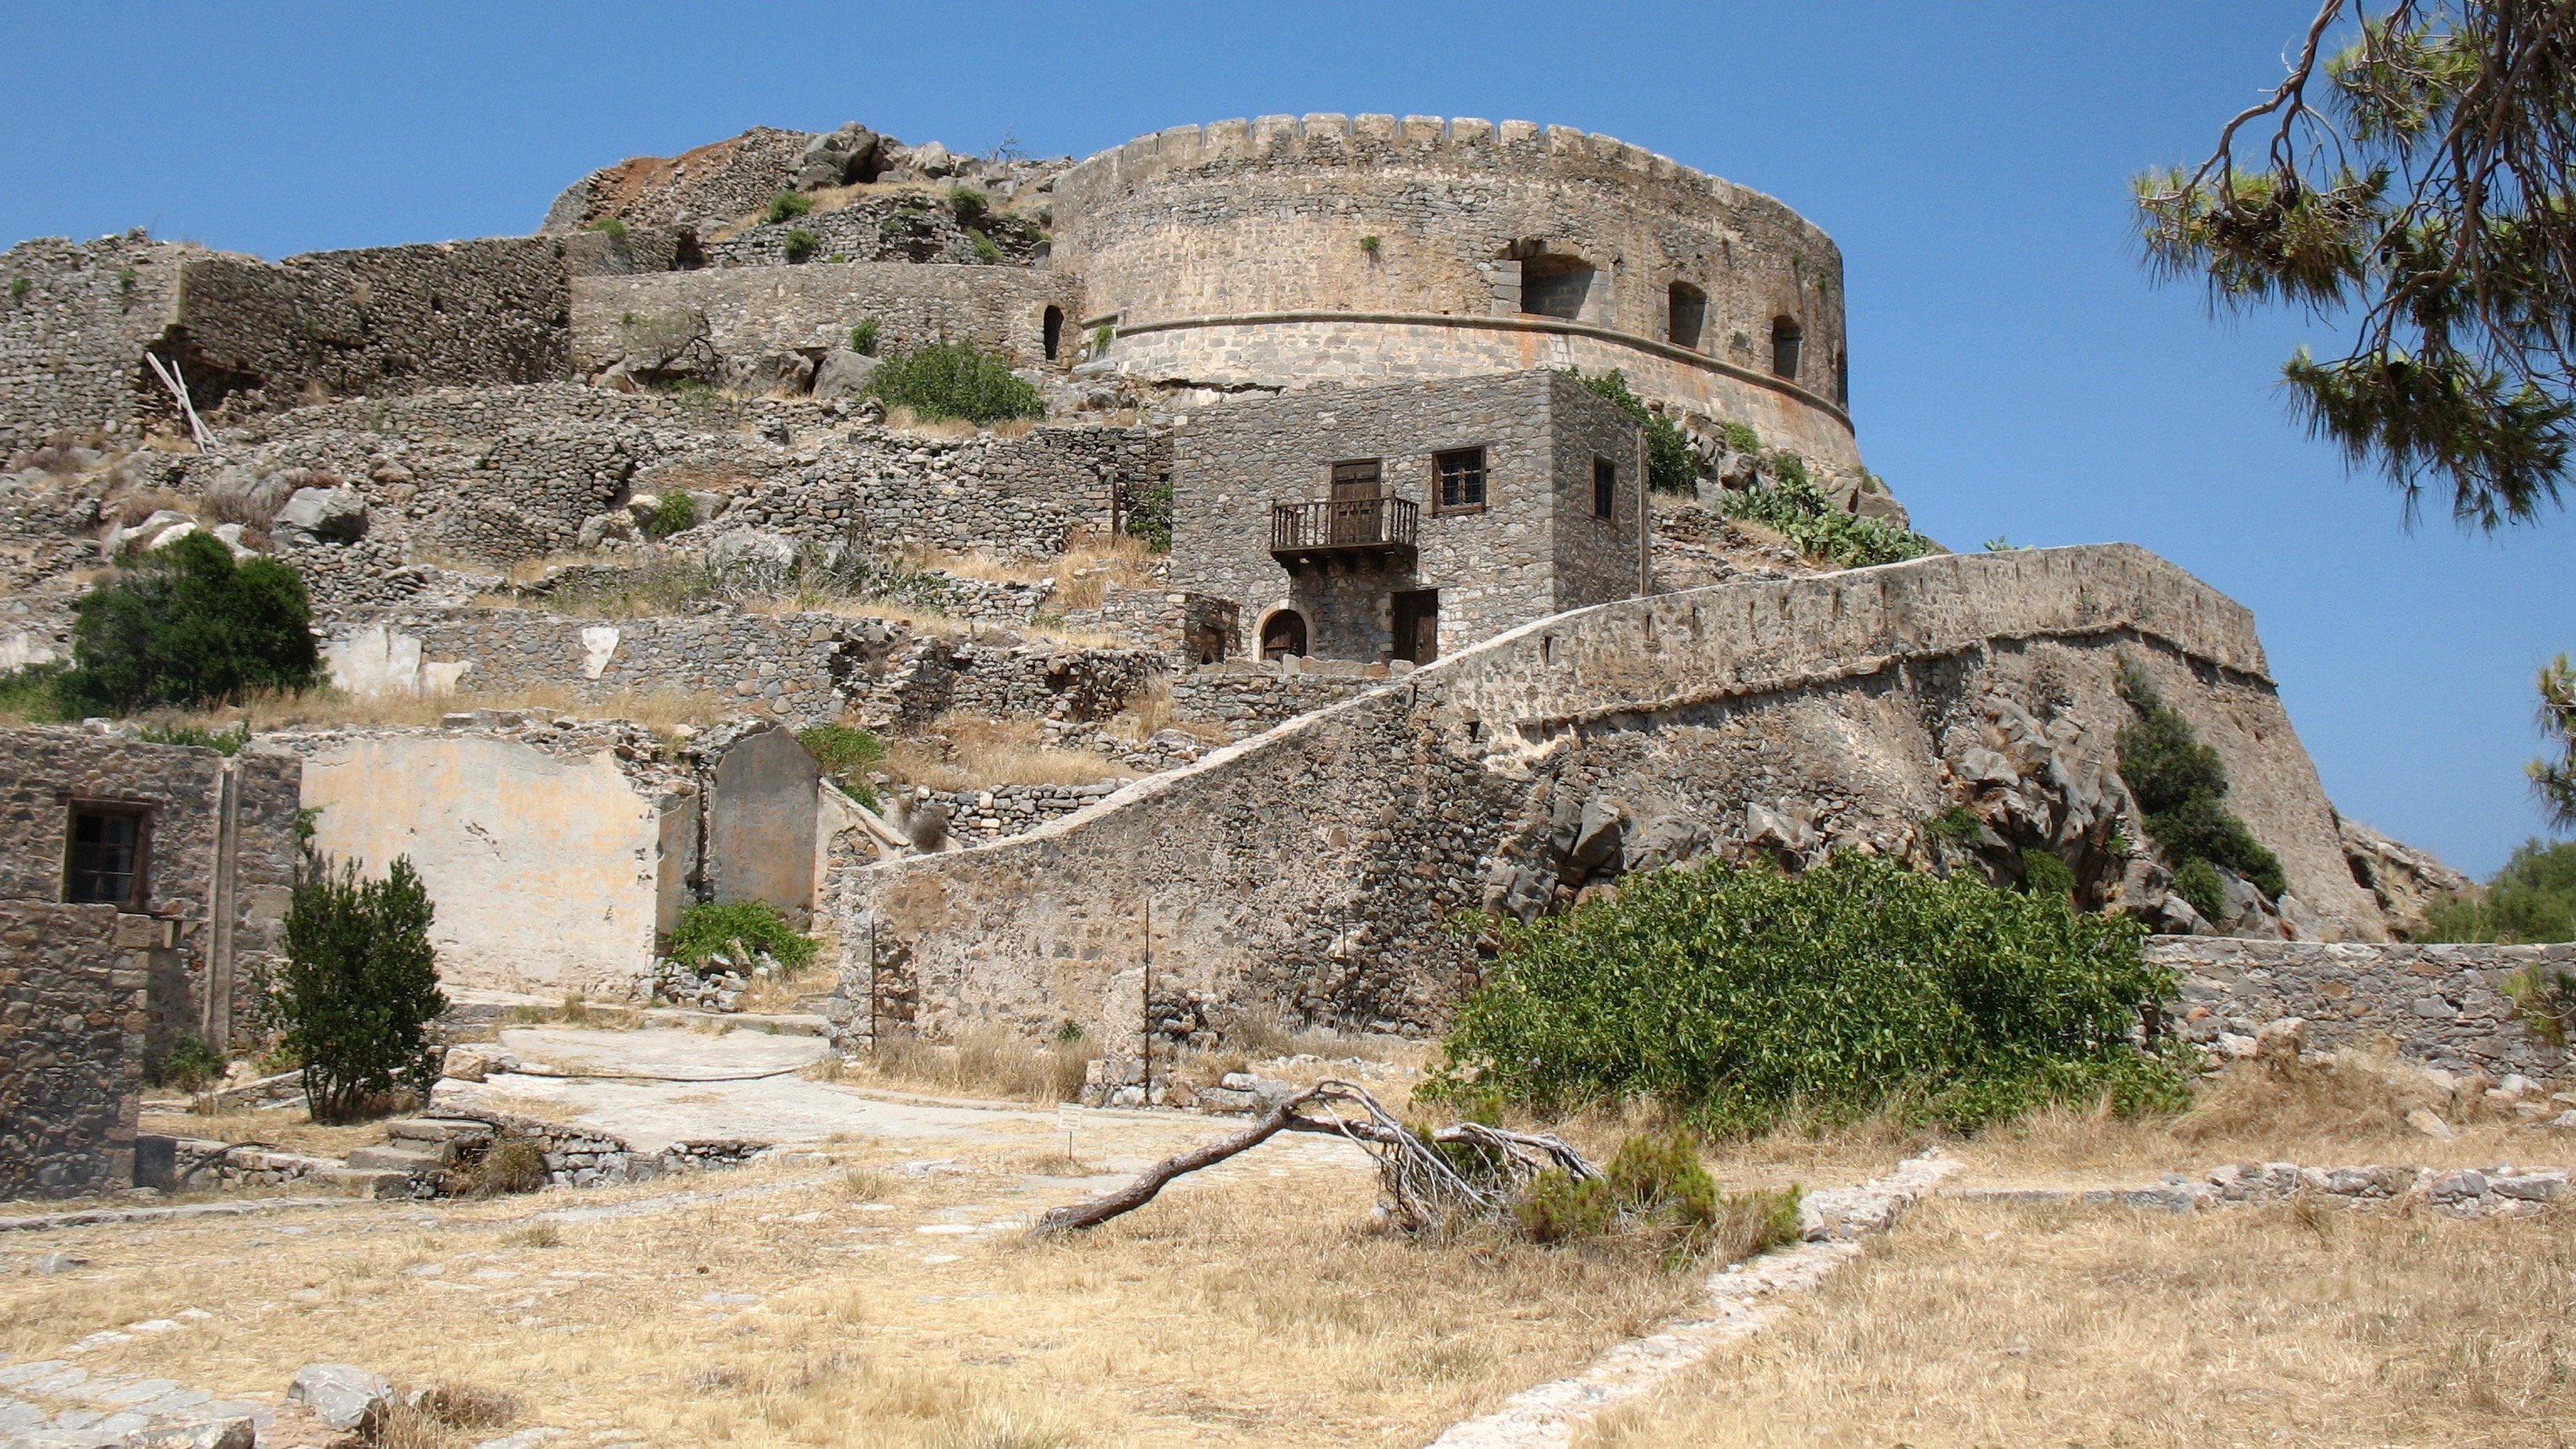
[286,1363,392,1433]
[899,140,962,178]
[796,122,881,189]
[812,348,879,403]
[732,351,816,396]
[272,487,369,545]
[109,507,195,554]
[576,510,640,549]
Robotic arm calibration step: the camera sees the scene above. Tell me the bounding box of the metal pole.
[867,914,879,1052]
[1140,895,1153,1100]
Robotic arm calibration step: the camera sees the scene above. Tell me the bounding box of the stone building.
[1168,371,1649,662]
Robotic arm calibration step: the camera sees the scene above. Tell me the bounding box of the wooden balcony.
[1270,496,1419,571]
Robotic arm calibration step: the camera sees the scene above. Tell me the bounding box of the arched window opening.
[1667,282,1707,351]
[1261,610,1308,661]
[1042,305,1065,362]
[1520,254,1594,321]
[1771,316,1803,380]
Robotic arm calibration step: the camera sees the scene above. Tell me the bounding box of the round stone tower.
[1050,114,1857,467]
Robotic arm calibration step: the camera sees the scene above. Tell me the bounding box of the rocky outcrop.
[2339,815,2478,938]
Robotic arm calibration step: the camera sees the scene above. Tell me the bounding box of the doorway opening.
[1392,589,1440,665]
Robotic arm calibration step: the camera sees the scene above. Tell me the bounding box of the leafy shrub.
[1122,478,1173,552]
[764,191,813,225]
[276,855,446,1123]
[61,532,320,714]
[1427,852,2186,1134]
[1359,234,1382,254]
[0,661,66,721]
[2503,962,2576,1043]
[1719,476,1937,569]
[848,320,880,356]
[587,218,629,240]
[2114,659,2287,900]
[137,722,248,753]
[1090,324,1114,356]
[968,230,1003,263]
[2420,837,2576,942]
[8,278,28,300]
[948,185,989,226]
[668,899,817,973]
[798,723,884,808]
[865,341,1044,424]
[2171,857,2228,923]
[1563,368,1698,493]
[782,228,821,262]
[2021,847,2076,900]
[641,492,697,540]
[1511,1129,1802,1265]
[146,1029,225,1093]
[1513,1168,1613,1243]
[1720,421,1762,454]
[459,1134,548,1197]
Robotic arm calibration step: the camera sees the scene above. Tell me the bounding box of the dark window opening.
[1592,456,1617,520]
[1435,448,1487,511]
[1771,316,1803,380]
[1520,255,1594,321]
[1835,348,1849,406]
[1667,281,1707,351]
[1042,305,1064,362]
[65,805,147,908]
[1393,589,1440,665]
[1261,610,1308,661]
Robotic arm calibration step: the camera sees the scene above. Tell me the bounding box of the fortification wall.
[848,545,2384,1043]
[571,262,1081,376]
[0,232,190,452]
[2148,937,2571,1079]
[0,902,146,1199]
[1054,115,1856,464]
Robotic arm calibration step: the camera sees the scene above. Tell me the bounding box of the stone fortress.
[0,113,2555,1195]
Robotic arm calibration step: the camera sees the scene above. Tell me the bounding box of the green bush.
[764,191,813,225]
[668,899,818,973]
[137,722,248,754]
[2421,837,2576,942]
[1427,852,2187,1134]
[146,1029,225,1093]
[1720,421,1762,454]
[2021,847,2076,900]
[848,320,880,356]
[1563,368,1698,493]
[276,855,446,1123]
[1511,1129,1802,1263]
[587,218,629,240]
[782,228,821,262]
[968,230,1002,263]
[865,341,1044,424]
[0,661,67,721]
[2171,857,2228,923]
[1122,478,1173,552]
[1719,476,1937,569]
[2114,660,2287,900]
[947,185,989,227]
[798,723,884,808]
[61,531,320,715]
[8,278,28,300]
[641,492,697,540]
[2502,962,2576,1043]
[1512,1168,1613,1243]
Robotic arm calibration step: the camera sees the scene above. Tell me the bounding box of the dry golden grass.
[157,682,728,734]
[886,714,1132,790]
[133,1104,390,1158]
[859,1027,1091,1105]
[1581,1196,2576,1449]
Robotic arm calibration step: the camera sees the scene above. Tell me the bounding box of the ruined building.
[0,114,2548,1192]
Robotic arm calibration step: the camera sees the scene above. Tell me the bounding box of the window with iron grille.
[1435,448,1486,511]
[65,804,148,908]
[1592,456,1617,520]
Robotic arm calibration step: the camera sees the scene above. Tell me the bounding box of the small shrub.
[968,229,1003,263]
[1090,324,1113,357]
[147,1029,225,1093]
[0,662,67,722]
[1513,1168,1614,1244]
[1562,368,1698,493]
[1720,420,1762,454]
[1121,478,1173,552]
[799,723,885,808]
[462,1134,548,1196]
[1720,476,1936,569]
[865,341,1044,424]
[2115,659,2287,900]
[587,218,629,240]
[1924,805,1987,849]
[782,228,821,262]
[1426,851,2186,1134]
[414,1383,520,1429]
[1359,234,1382,254]
[848,320,880,356]
[2171,857,2228,922]
[764,191,813,225]
[276,855,446,1123]
[8,278,28,300]
[501,1222,562,1250]
[2502,962,2576,1043]
[947,185,989,227]
[668,899,818,972]
[642,491,697,540]
[137,722,248,754]
[2021,847,2076,900]
[61,532,321,714]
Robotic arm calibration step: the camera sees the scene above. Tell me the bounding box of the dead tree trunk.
[1033,1085,1330,1234]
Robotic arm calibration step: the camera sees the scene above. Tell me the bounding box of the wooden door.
[1330,459,1381,543]
[1392,589,1439,664]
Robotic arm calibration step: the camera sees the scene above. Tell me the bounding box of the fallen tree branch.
[1033,1085,1331,1234]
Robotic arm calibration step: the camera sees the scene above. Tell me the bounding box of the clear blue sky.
[4,2,2568,875]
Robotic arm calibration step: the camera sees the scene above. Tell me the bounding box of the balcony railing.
[1270,496,1419,567]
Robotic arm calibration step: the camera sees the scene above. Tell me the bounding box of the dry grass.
[1581,1196,2576,1449]
[886,714,1131,791]
[156,683,728,734]
[134,1106,389,1160]
[860,1027,1091,1105]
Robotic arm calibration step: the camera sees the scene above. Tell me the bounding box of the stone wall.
[0,730,300,1051]
[0,902,146,1199]
[847,545,2387,1043]
[0,231,189,452]
[1168,372,1644,659]
[721,422,1159,560]
[573,262,1081,376]
[1166,659,1392,738]
[697,195,1050,270]
[2149,937,2572,1078]
[1054,115,1856,465]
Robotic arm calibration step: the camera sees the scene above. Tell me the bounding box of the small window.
[1592,457,1617,521]
[1435,448,1487,511]
[1043,305,1065,362]
[1835,348,1849,406]
[1771,316,1803,380]
[1667,281,1707,351]
[65,804,148,908]
[1521,255,1594,320]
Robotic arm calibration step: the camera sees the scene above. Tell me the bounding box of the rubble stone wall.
[2150,937,2572,1078]
[572,262,1081,374]
[1053,115,1857,464]
[849,545,2387,1042]
[0,902,146,1199]
[0,232,190,451]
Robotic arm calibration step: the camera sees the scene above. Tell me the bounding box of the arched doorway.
[1260,609,1308,661]
[1042,306,1065,362]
